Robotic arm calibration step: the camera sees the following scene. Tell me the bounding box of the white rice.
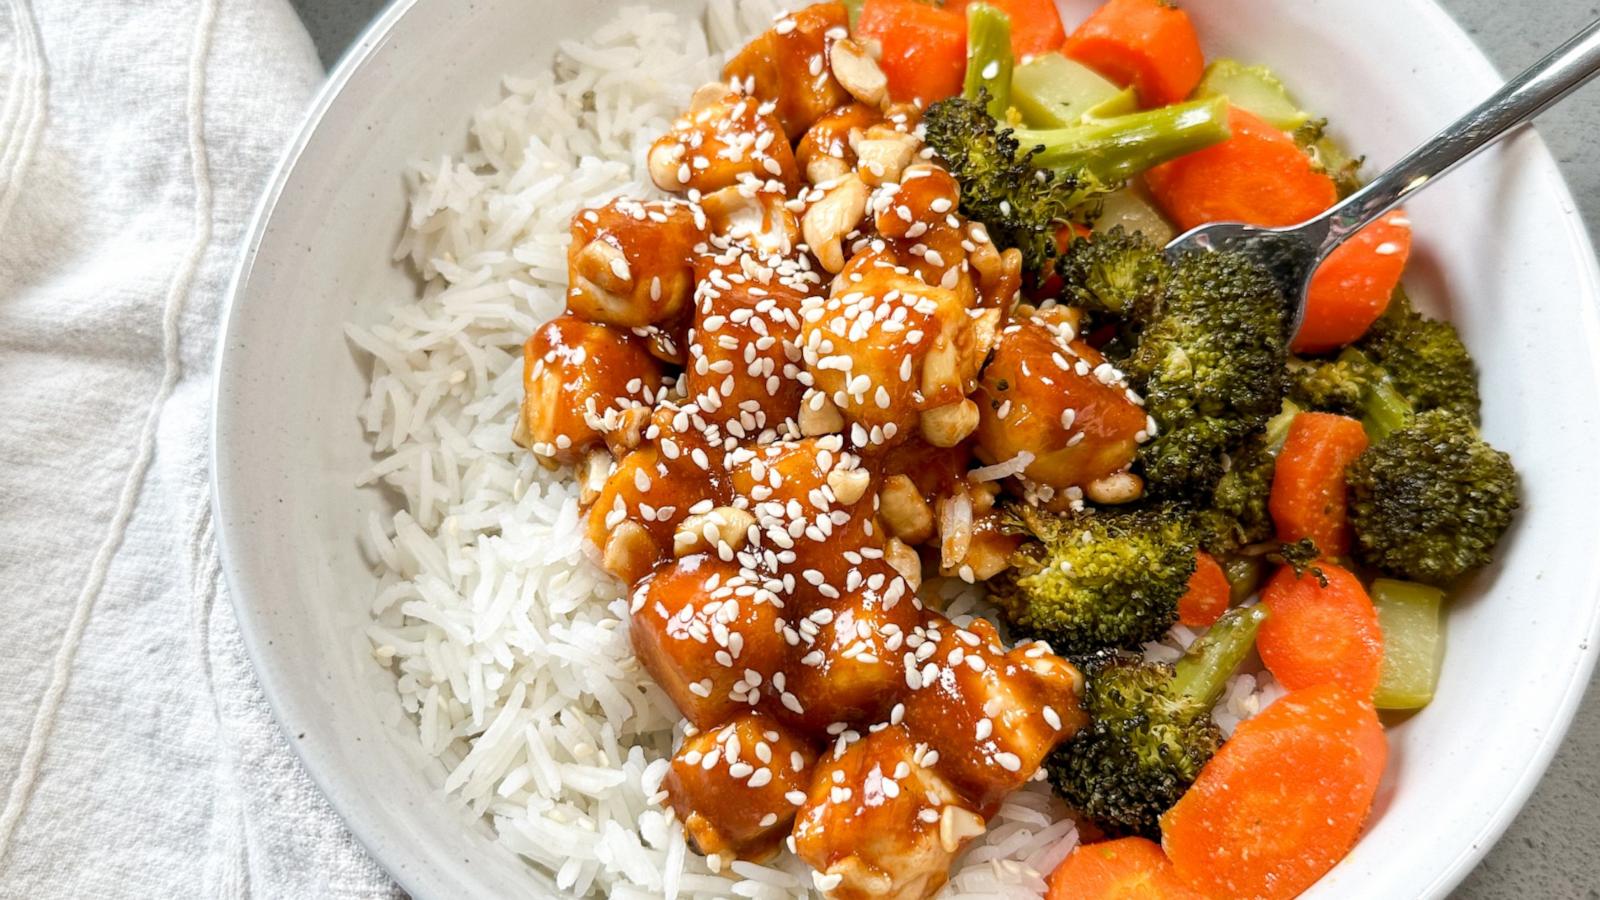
[351,3,1084,896]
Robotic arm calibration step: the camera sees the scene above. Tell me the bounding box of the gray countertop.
[288,1,1600,896]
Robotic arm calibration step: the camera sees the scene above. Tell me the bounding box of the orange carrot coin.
[1269,412,1370,558]
[1048,836,1202,900]
[1063,0,1205,108]
[1162,684,1388,899]
[1257,562,1385,698]
[1296,212,1414,353]
[1177,551,1231,628]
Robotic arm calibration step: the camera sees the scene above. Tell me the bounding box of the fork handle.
[1309,17,1600,255]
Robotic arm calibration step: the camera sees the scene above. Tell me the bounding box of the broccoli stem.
[1169,605,1269,708]
[1342,347,1413,440]
[842,0,863,30]
[1224,556,1264,605]
[1012,95,1232,186]
[963,3,1014,119]
[1264,399,1301,451]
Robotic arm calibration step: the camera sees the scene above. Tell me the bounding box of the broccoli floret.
[1128,250,1292,496]
[1347,409,1518,585]
[1286,354,1371,415]
[1358,293,1481,424]
[1054,225,1169,316]
[1047,606,1267,836]
[1290,294,1479,425]
[1197,440,1276,554]
[923,95,1093,272]
[1294,320,1516,584]
[1196,404,1303,555]
[923,95,1230,273]
[1053,232,1292,498]
[991,504,1196,655]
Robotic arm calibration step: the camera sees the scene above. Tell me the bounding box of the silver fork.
[1166,18,1600,340]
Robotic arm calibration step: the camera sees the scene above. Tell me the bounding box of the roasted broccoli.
[1285,297,1514,584]
[1129,250,1292,496]
[923,95,1230,272]
[1286,353,1371,416]
[991,503,1197,655]
[1359,292,1482,423]
[1196,400,1300,554]
[1047,606,1268,836]
[1347,409,1518,585]
[1288,292,1479,429]
[1053,229,1292,497]
[1054,224,1169,316]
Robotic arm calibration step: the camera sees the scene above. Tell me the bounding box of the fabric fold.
[0,1,396,896]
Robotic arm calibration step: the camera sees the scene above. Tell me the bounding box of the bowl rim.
[212,1,1600,898]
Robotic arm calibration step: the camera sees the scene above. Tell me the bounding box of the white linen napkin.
[0,1,398,895]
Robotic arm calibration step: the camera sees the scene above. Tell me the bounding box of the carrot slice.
[858,0,968,105]
[1062,0,1204,108]
[1047,836,1202,900]
[1177,551,1230,628]
[1268,412,1369,557]
[1257,562,1385,697]
[950,0,1067,59]
[1162,683,1387,900]
[1144,107,1338,232]
[1294,212,1414,353]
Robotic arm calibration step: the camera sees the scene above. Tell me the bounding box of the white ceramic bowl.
[213,0,1600,896]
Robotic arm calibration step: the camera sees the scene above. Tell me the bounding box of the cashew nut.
[673,506,757,558]
[850,126,919,186]
[806,154,852,186]
[967,235,1003,286]
[802,174,868,274]
[826,467,871,506]
[1085,471,1145,506]
[880,475,934,544]
[937,806,986,854]
[579,449,614,506]
[920,399,979,448]
[512,403,533,449]
[829,38,888,108]
[700,186,797,257]
[884,537,923,591]
[602,404,651,457]
[955,527,1014,582]
[602,520,660,583]
[569,240,639,324]
[647,139,688,192]
[689,82,729,113]
[971,307,1003,359]
[919,336,962,398]
[798,390,845,436]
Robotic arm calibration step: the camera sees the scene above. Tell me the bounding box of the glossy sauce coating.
[518,315,665,463]
[686,263,810,433]
[648,87,800,195]
[799,246,983,449]
[665,711,819,862]
[796,102,882,184]
[723,2,851,140]
[567,198,706,328]
[974,311,1150,490]
[518,6,1126,896]
[792,724,972,900]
